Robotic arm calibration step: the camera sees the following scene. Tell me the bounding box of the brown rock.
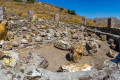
[69,44,84,63]
[0,51,4,59]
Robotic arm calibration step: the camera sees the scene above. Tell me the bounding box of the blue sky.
[37,0,120,19]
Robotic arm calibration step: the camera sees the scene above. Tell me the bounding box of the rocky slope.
[0,0,107,27]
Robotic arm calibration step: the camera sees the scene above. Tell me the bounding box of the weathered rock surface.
[28,51,49,69]
[54,40,71,50]
[21,39,29,44]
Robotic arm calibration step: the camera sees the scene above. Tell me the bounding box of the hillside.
[0,0,107,27]
[94,17,120,27]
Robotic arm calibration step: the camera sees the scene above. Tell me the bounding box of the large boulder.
[60,64,93,72]
[3,51,19,68]
[28,51,49,69]
[86,41,99,54]
[54,40,71,50]
[0,20,7,40]
[69,45,84,63]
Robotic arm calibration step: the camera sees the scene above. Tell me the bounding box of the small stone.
[47,37,51,40]
[108,39,114,44]
[46,33,52,37]
[107,50,116,58]
[27,69,42,79]
[54,32,60,37]
[7,31,14,41]
[101,35,107,41]
[31,33,36,37]
[0,40,4,48]
[12,41,19,47]
[47,29,54,36]
[22,27,27,31]
[21,39,29,44]
[40,32,46,37]
[35,36,43,42]
[0,51,4,60]
[72,34,79,39]
[110,43,116,50]
[3,44,12,50]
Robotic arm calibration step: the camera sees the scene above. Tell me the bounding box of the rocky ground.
[0,18,119,80]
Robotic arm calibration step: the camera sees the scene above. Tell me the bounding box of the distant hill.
[0,0,107,27]
[94,17,120,27]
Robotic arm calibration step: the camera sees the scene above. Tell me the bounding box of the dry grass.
[0,1,107,27]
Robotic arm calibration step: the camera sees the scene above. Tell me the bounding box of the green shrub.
[70,10,76,15]
[14,0,24,2]
[67,9,76,15]
[67,9,71,14]
[27,0,35,3]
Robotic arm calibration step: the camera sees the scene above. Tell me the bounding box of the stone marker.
[54,13,59,22]
[27,11,34,22]
[108,18,114,28]
[82,16,86,25]
[0,7,6,21]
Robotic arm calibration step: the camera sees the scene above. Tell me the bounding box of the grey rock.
[40,32,46,37]
[21,39,29,44]
[28,51,49,69]
[54,40,71,50]
[104,60,117,68]
[54,32,60,37]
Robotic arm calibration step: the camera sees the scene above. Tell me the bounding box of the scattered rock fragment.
[7,31,14,41]
[110,43,116,50]
[104,60,117,68]
[3,53,17,68]
[60,64,93,72]
[12,41,19,47]
[101,35,107,41]
[22,27,28,31]
[108,39,114,44]
[35,36,43,42]
[21,39,29,44]
[28,51,49,69]
[107,50,116,58]
[54,40,71,50]
[86,40,99,54]
[0,40,4,48]
[3,44,12,50]
[0,51,4,60]
[40,32,46,37]
[27,68,42,80]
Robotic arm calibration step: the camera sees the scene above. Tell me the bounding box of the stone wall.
[86,26,120,35]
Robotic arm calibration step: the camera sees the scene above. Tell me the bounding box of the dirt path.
[32,41,118,72]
